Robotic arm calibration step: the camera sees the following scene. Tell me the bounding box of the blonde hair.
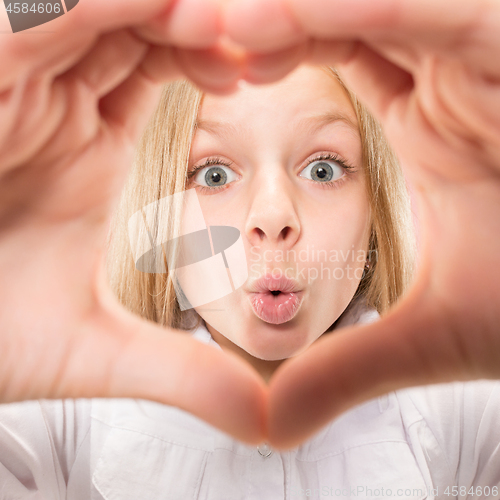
[106,69,415,331]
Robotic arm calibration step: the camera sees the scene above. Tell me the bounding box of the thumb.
[266,279,492,449]
[7,254,268,446]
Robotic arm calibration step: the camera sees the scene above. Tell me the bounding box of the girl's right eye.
[189,160,239,191]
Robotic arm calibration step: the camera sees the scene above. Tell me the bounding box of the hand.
[224,0,500,448]
[0,0,267,445]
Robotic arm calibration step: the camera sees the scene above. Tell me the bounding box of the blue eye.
[300,158,344,183]
[193,165,238,188]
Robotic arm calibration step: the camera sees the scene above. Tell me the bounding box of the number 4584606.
[444,486,499,496]
[5,3,61,14]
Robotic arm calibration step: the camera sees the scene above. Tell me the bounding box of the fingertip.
[242,43,308,85]
[223,0,306,52]
[135,0,222,48]
[99,313,268,444]
[266,352,328,449]
[172,44,245,95]
[178,341,269,444]
[264,293,423,448]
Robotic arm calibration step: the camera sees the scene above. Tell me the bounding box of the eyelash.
[186,153,357,194]
[301,153,357,191]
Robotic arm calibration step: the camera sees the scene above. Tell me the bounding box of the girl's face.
[187,65,371,379]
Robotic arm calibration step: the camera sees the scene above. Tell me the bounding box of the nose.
[244,167,300,249]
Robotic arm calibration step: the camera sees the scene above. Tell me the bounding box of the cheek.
[196,194,242,229]
[302,192,371,297]
[304,189,371,252]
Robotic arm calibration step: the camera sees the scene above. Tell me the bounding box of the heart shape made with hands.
[1,0,500,451]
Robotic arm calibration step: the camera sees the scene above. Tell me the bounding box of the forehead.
[197,65,358,130]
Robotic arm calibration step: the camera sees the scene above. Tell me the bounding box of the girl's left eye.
[299,157,345,183]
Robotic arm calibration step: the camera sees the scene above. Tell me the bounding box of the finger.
[337,45,500,180]
[131,0,221,48]
[242,42,309,85]
[0,0,166,90]
[31,31,158,169]
[286,0,486,41]
[1,34,215,176]
[225,0,500,80]
[223,0,417,114]
[0,0,228,174]
[334,43,414,123]
[98,40,246,145]
[222,0,306,52]
[17,320,268,444]
[225,0,486,48]
[267,181,500,449]
[236,39,414,124]
[65,29,149,98]
[0,0,223,91]
[95,312,268,445]
[0,38,156,176]
[2,262,268,445]
[236,39,358,86]
[0,74,71,175]
[90,264,268,445]
[171,41,246,95]
[97,65,167,144]
[266,288,474,449]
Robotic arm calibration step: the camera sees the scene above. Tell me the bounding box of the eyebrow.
[194,111,359,140]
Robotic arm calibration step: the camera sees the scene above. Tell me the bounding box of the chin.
[239,320,313,360]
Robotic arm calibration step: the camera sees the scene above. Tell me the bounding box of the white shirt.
[0,302,499,500]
